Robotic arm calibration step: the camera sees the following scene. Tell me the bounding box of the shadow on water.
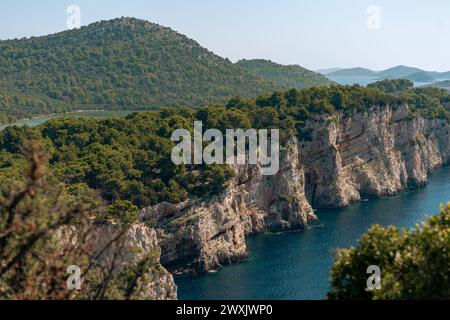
[176,166,450,300]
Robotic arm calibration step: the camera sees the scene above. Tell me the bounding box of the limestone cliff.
[140,104,450,274]
[139,140,316,273]
[55,221,177,299]
[300,104,450,207]
[92,223,178,300]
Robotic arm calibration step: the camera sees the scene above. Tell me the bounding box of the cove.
[0,110,140,131]
[175,165,450,300]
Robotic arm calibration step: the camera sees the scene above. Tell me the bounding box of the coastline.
[15,109,109,122]
[0,109,147,130]
[175,164,450,299]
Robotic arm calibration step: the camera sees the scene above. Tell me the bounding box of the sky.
[0,0,449,71]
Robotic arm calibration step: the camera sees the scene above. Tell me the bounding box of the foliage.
[367,79,414,94]
[0,90,70,123]
[0,108,239,208]
[1,16,447,126]
[367,80,450,120]
[0,141,159,299]
[401,87,450,120]
[236,59,333,89]
[104,200,139,226]
[0,18,282,120]
[430,80,450,91]
[1,84,449,210]
[328,203,450,300]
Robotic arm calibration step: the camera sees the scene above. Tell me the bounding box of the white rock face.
[140,139,316,273]
[92,223,177,300]
[54,222,177,300]
[140,104,450,273]
[300,105,450,207]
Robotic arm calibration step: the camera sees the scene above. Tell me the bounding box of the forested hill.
[236,59,333,89]
[0,17,273,120]
[0,17,329,123]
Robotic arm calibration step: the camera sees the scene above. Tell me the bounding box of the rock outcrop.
[60,222,177,300]
[300,105,450,207]
[140,140,316,273]
[140,104,450,274]
[92,223,177,300]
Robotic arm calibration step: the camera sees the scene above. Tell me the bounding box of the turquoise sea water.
[176,165,450,300]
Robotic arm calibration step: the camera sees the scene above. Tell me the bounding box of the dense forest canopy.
[367,79,414,93]
[0,17,331,124]
[1,84,449,211]
[235,59,333,89]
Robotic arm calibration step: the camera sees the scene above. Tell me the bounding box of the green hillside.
[326,67,377,77]
[0,17,280,122]
[236,59,332,89]
[377,71,435,82]
[430,80,450,91]
[403,71,435,82]
[377,65,424,78]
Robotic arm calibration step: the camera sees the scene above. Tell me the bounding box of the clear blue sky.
[1,0,449,71]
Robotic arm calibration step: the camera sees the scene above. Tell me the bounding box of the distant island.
[326,67,378,77]
[323,64,450,85]
[430,80,450,91]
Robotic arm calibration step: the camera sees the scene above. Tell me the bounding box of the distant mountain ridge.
[323,65,450,83]
[430,80,450,91]
[315,68,342,75]
[0,17,329,122]
[377,65,425,78]
[326,67,377,77]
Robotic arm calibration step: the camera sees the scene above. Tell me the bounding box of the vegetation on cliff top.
[0,109,239,208]
[1,84,449,210]
[367,79,450,120]
[0,83,449,299]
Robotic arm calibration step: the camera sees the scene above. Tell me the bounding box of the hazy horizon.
[1,0,450,72]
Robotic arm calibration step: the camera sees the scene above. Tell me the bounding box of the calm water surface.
[176,166,450,300]
[0,110,139,131]
[327,75,450,87]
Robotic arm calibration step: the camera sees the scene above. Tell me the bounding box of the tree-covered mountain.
[316,68,342,75]
[376,65,424,78]
[324,65,450,83]
[0,17,333,124]
[403,71,436,82]
[428,71,450,79]
[326,67,377,77]
[235,59,332,89]
[430,80,450,91]
[378,71,436,82]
